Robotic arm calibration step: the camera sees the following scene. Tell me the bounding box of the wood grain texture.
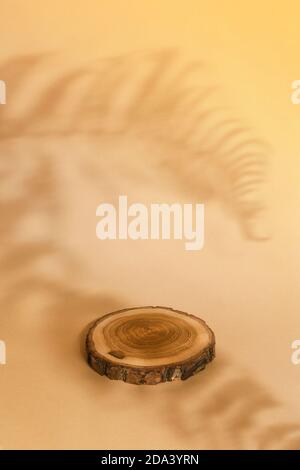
[86,306,215,385]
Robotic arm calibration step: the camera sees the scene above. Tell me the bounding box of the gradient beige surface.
[0,0,300,450]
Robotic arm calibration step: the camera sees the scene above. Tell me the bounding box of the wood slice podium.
[86,306,215,385]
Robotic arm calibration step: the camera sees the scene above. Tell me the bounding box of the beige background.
[0,0,299,449]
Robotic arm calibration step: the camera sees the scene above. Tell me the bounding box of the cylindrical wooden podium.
[86,306,215,385]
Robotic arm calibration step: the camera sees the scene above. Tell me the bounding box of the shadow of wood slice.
[86,306,215,385]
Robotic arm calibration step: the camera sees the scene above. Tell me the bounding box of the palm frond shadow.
[156,358,300,449]
[0,50,270,240]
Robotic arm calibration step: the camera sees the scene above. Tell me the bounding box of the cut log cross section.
[86,306,215,385]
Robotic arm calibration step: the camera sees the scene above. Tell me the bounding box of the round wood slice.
[86,306,215,385]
